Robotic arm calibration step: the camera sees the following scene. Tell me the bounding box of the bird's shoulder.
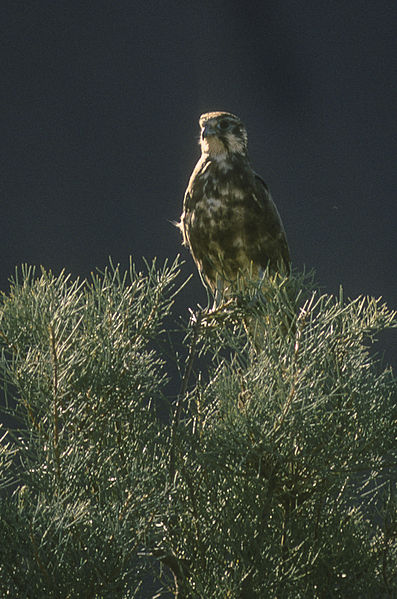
[251,173,274,211]
[248,173,291,268]
[249,174,284,228]
[184,158,210,202]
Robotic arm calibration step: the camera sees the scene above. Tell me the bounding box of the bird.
[178,111,290,308]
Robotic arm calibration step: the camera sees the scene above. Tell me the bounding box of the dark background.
[1,1,396,356]
[1,3,396,594]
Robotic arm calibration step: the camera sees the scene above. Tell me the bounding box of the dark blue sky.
[1,1,396,350]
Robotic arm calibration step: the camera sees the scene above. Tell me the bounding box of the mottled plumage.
[178,111,290,301]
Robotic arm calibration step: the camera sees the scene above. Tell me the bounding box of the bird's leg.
[201,276,234,328]
[212,276,224,310]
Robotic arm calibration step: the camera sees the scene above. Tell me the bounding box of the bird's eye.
[218,120,229,130]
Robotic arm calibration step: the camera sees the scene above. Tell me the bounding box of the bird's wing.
[249,174,291,272]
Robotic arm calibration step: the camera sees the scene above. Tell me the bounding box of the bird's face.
[199,111,248,159]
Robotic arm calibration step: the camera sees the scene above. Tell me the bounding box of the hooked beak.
[202,123,217,139]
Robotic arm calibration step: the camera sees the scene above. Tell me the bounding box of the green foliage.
[0,259,396,598]
[0,259,180,598]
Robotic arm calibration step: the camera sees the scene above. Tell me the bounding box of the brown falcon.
[178,111,290,304]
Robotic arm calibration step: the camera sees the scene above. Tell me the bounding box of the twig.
[49,325,61,480]
[0,328,18,353]
[273,313,305,434]
[168,310,203,486]
[157,553,191,599]
[29,523,51,582]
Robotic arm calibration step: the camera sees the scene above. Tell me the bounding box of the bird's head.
[199,111,248,160]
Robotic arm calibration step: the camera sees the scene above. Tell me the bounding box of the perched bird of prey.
[178,111,290,304]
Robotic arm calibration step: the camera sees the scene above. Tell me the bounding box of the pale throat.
[200,133,247,162]
[200,137,227,160]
